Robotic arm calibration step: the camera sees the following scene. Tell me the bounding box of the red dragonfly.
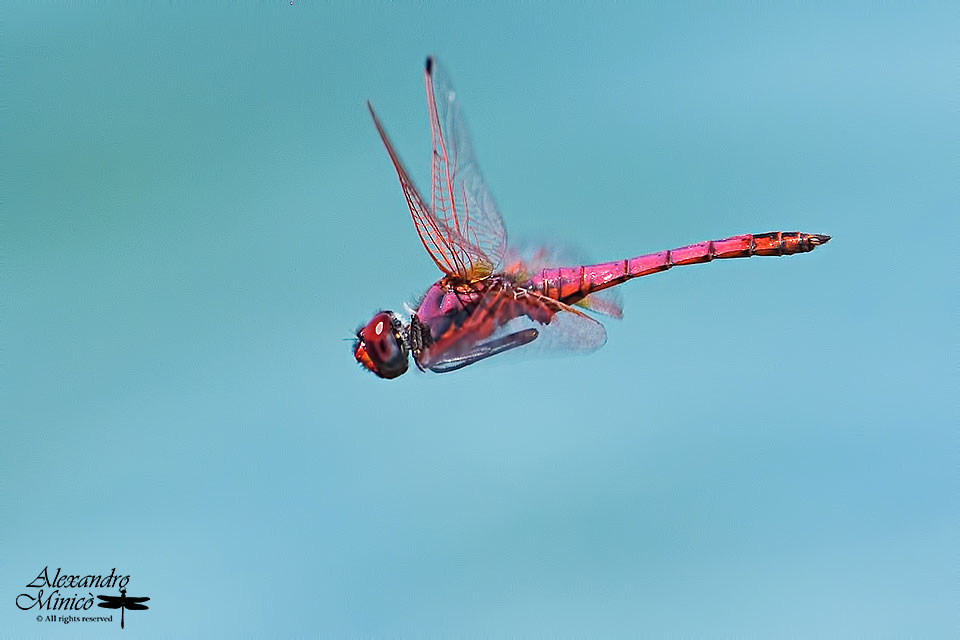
[354,57,830,378]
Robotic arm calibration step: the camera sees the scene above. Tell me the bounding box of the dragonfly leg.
[428,328,539,373]
[408,313,434,371]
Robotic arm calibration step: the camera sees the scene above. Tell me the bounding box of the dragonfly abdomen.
[532,231,830,305]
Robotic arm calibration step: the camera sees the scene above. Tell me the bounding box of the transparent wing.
[423,283,606,372]
[425,56,508,280]
[368,102,465,276]
[486,300,608,357]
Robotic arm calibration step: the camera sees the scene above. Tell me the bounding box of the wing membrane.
[423,282,606,371]
[424,57,507,280]
[368,102,463,275]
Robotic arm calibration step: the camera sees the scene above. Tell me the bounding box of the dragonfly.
[354,57,830,379]
[97,587,149,629]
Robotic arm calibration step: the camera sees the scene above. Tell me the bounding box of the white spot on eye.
[375,320,384,335]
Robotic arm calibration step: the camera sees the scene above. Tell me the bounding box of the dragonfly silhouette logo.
[97,587,150,629]
[16,566,150,630]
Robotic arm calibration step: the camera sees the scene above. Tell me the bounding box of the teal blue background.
[4,3,956,637]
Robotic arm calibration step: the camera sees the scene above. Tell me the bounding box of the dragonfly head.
[353,311,409,378]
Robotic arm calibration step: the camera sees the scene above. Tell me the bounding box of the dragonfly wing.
[423,283,606,372]
[425,57,507,280]
[489,296,608,357]
[125,602,150,610]
[368,102,466,276]
[428,327,539,373]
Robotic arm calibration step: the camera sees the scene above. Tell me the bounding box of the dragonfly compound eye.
[356,311,409,378]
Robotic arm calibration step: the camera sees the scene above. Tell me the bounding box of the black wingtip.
[425,56,433,74]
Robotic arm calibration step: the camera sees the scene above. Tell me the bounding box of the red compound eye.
[354,311,408,378]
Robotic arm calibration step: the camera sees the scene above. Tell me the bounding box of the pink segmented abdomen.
[530,231,831,306]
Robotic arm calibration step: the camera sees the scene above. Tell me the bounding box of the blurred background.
[4,3,955,637]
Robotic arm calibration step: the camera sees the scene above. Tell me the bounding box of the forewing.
[368,102,465,276]
[425,57,507,280]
